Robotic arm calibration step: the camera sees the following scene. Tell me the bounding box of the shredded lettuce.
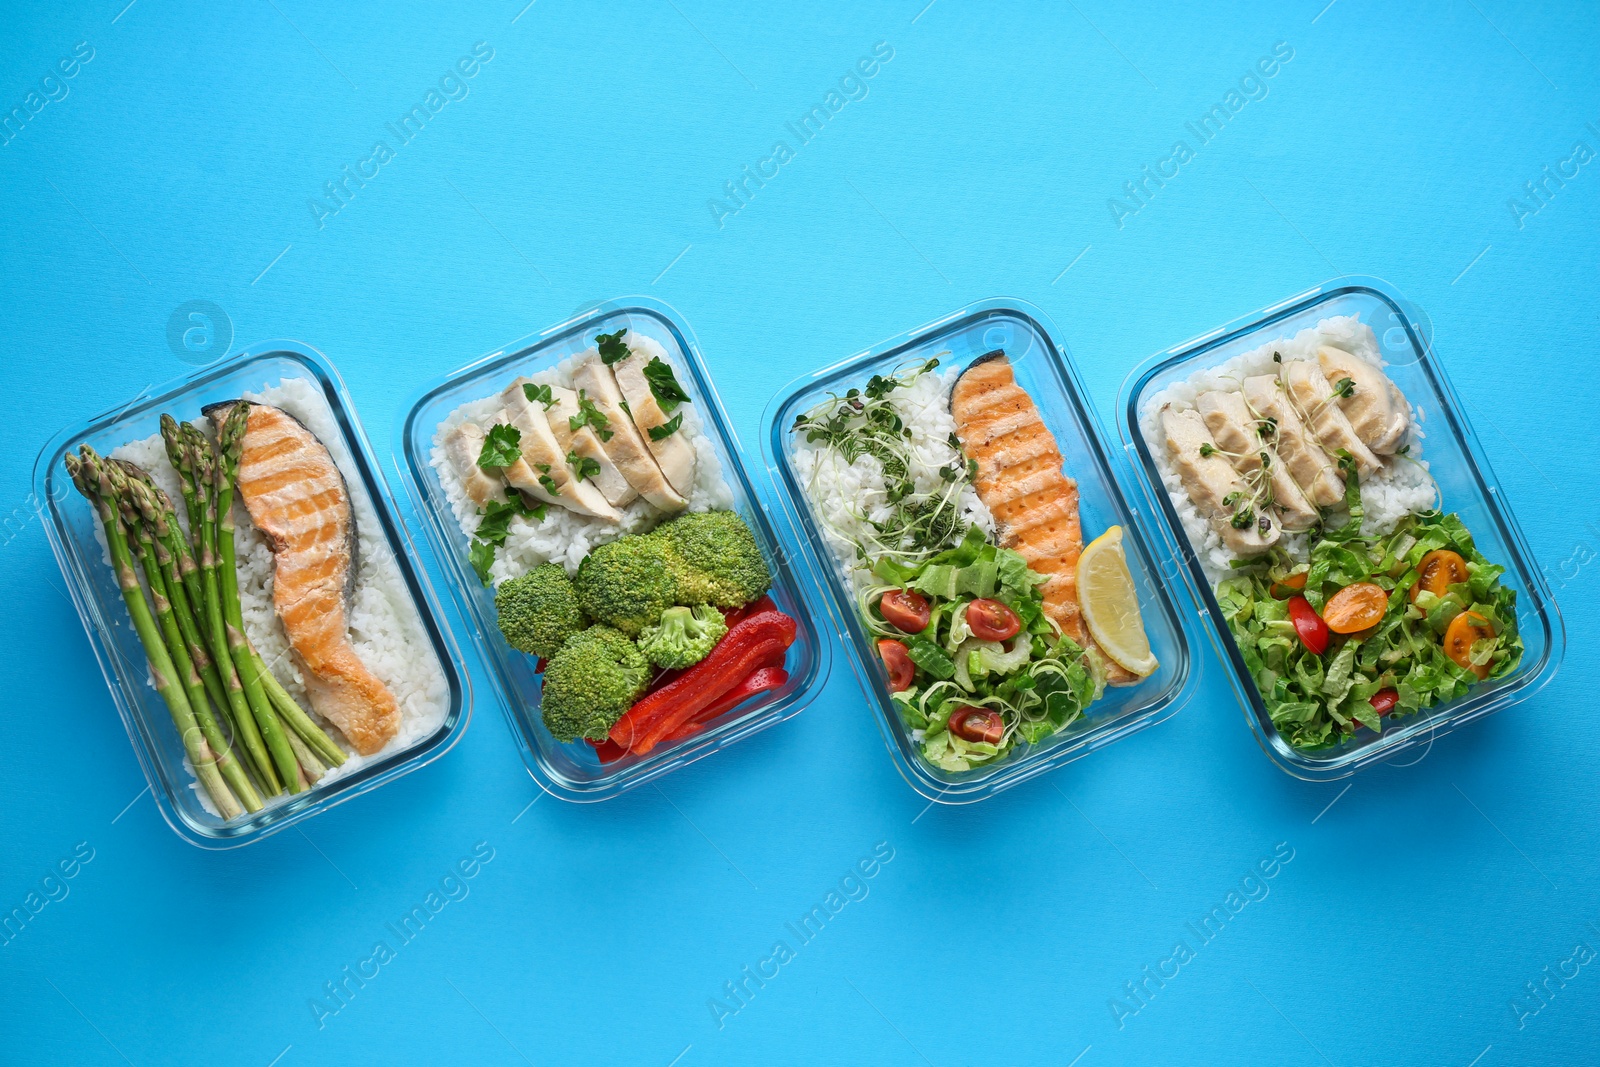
[1222,502,1522,749]
[865,524,1100,771]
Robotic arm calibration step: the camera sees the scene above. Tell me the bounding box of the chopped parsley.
[648,413,683,441]
[522,382,556,409]
[567,450,601,482]
[643,356,691,412]
[597,329,630,365]
[477,424,521,471]
[535,462,560,497]
[468,495,546,584]
[569,389,613,441]
[468,540,496,585]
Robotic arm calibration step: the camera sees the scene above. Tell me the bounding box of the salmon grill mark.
[210,401,399,756]
[950,352,1137,687]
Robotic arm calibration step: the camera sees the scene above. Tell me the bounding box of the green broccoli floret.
[495,563,586,659]
[656,510,771,608]
[540,625,650,742]
[574,535,681,636]
[638,604,728,669]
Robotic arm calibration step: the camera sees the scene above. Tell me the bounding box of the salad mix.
[1216,458,1522,748]
[867,527,1100,771]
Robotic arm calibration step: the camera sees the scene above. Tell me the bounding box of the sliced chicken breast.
[610,335,697,499]
[540,383,639,508]
[1241,375,1345,508]
[1160,405,1279,556]
[1317,345,1410,455]
[498,382,621,523]
[571,352,687,513]
[442,421,509,509]
[1279,359,1383,479]
[1196,390,1317,531]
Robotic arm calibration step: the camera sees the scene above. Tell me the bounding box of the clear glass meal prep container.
[395,298,831,802]
[762,298,1199,805]
[36,342,472,848]
[1118,277,1565,780]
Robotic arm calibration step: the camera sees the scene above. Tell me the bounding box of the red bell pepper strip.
[660,666,789,743]
[1287,595,1330,655]
[586,737,628,763]
[610,608,796,754]
[622,637,789,754]
[721,595,775,630]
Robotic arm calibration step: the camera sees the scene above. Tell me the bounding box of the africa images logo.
[706,41,895,230]
[1106,42,1295,230]
[307,42,495,231]
[1109,842,1295,1029]
[706,841,896,1029]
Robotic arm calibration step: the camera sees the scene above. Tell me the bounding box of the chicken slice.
[498,382,621,523]
[1196,390,1317,531]
[1160,405,1279,556]
[1279,359,1382,479]
[442,420,509,509]
[571,352,688,513]
[1241,375,1345,508]
[610,335,697,499]
[540,383,639,508]
[1316,345,1410,455]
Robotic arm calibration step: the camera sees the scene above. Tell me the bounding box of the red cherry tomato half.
[878,589,931,634]
[966,598,1021,642]
[1287,595,1330,655]
[947,706,1004,744]
[1370,687,1399,717]
[877,639,915,693]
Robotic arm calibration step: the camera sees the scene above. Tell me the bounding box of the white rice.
[790,366,993,592]
[110,378,451,813]
[429,334,734,585]
[1138,315,1438,586]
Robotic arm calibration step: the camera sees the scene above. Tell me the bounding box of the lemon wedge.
[1077,526,1158,677]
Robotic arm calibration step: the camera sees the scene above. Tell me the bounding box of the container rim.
[760,296,1200,804]
[392,296,832,802]
[35,339,472,847]
[1115,275,1565,780]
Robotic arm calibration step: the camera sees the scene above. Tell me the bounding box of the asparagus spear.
[113,463,231,724]
[186,431,279,792]
[159,415,202,542]
[119,467,269,800]
[257,660,347,767]
[281,726,327,786]
[113,468,262,814]
[212,402,306,794]
[139,472,283,791]
[69,449,242,820]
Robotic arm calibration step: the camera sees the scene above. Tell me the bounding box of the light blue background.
[3,1,1597,1064]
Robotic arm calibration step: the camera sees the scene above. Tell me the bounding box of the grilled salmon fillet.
[219,402,400,755]
[949,352,1136,687]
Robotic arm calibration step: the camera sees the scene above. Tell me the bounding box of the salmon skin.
[206,401,400,755]
[948,352,1136,687]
